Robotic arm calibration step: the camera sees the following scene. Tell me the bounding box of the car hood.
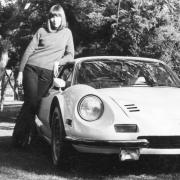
[98,87,180,135]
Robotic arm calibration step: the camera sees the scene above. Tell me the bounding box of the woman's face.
[50,14,62,30]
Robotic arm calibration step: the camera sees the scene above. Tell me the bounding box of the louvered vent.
[124,104,140,112]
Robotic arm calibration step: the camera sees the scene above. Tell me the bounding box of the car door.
[58,63,74,89]
[36,63,74,139]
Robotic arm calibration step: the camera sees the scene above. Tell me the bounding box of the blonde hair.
[47,4,67,32]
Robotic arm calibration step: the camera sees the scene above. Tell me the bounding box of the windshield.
[75,59,179,89]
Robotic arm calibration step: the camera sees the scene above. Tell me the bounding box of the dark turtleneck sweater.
[19,27,74,72]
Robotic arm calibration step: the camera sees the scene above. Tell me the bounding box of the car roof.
[73,56,164,64]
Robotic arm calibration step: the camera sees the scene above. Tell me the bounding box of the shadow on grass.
[0,111,17,123]
[0,111,180,179]
[0,135,180,179]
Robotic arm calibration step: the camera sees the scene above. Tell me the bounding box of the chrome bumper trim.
[65,136,149,148]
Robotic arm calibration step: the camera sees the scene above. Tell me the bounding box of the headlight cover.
[78,95,104,121]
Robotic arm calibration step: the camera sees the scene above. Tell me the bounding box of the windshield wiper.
[152,83,179,87]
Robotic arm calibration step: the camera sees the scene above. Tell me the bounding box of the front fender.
[56,85,97,136]
[57,84,131,139]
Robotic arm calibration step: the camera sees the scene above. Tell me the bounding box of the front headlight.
[78,95,104,121]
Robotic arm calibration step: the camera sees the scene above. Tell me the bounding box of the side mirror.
[53,78,66,88]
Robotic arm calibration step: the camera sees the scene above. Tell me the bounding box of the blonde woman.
[13,4,74,147]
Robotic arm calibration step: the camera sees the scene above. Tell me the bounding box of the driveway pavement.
[0,122,14,136]
[0,101,23,137]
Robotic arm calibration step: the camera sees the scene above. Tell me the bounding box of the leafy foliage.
[1,0,180,76]
[107,0,180,74]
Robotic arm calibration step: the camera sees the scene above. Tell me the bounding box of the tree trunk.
[0,50,9,110]
[0,51,9,80]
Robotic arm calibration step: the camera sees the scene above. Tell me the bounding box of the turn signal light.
[114,124,138,133]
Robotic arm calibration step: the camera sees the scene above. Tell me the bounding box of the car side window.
[58,64,74,88]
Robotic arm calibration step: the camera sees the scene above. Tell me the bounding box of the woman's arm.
[53,29,74,77]
[60,29,74,65]
[19,29,41,72]
[17,29,41,85]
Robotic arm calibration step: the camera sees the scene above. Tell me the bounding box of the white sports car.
[36,56,180,166]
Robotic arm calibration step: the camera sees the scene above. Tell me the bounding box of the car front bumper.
[65,136,149,150]
[66,136,180,155]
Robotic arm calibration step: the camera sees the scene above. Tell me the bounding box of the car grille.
[124,104,140,112]
[138,136,180,148]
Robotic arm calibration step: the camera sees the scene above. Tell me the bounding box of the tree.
[108,0,180,71]
[1,0,180,76]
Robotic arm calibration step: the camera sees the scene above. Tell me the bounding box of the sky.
[1,0,17,7]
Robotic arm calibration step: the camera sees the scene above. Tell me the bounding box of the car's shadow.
[0,135,180,179]
[0,112,180,179]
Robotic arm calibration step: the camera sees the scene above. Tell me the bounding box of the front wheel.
[51,106,67,167]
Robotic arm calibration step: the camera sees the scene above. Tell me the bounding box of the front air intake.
[138,136,180,148]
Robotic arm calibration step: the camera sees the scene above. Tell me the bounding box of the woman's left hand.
[53,61,60,77]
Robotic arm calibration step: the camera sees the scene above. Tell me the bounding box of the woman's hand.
[16,72,23,86]
[53,61,60,77]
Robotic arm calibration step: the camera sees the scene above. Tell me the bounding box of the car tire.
[51,106,67,167]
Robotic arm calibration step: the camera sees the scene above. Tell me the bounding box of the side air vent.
[124,104,140,112]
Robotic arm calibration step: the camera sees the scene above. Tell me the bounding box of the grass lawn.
[1,111,180,179]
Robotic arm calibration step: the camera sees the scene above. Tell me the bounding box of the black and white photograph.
[1,0,180,179]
